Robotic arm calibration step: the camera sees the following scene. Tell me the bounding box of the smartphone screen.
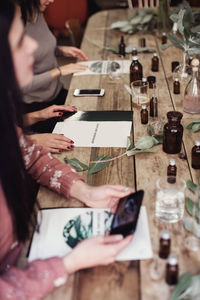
[110,190,144,237]
[79,89,101,94]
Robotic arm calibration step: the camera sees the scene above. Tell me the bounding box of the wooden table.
[24,9,200,300]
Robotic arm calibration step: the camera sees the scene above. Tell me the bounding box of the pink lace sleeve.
[17,127,84,198]
[0,257,67,300]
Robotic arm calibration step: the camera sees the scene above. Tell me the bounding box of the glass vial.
[162,32,167,44]
[150,94,158,118]
[152,53,159,72]
[119,36,126,57]
[173,78,180,94]
[159,230,171,259]
[183,59,200,114]
[163,111,183,154]
[192,140,200,169]
[167,158,177,183]
[140,38,146,47]
[140,105,148,124]
[147,76,156,89]
[166,254,178,285]
[130,56,143,84]
[141,77,148,93]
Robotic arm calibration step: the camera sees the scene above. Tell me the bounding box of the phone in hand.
[73,89,105,97]
[110,190,144,237]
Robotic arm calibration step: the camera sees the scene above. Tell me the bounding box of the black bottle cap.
[167,111,183,121]
[147,76,156,83]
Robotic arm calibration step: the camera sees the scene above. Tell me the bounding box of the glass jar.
[163,111,183,154]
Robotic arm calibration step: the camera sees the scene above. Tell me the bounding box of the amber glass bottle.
[150,94,158,117]
[192,140,200,169]
[159,230,171,259]
[151,53,159,72]
[119,36,126,57]
[132,48,137,56]
[163,111,183,154]
[162,32,167,44]
[167,158,177,183]
[140,105,148,124]
[166,254,178,285]
[173,78,180,94]
[130,56,143,84]
[147,76,156,89]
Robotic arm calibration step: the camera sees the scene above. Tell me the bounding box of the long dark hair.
[0,0,37,242]
[17,0,40,23]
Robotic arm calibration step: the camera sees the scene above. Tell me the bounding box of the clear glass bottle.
[150,94,158,118]
[165,254,178,285]
[163,111,183,154]
[119,36,126,57]
[183,58,200,114]
[173,78,180,94]
[192,140,200,169]
[130,56,143,84]
[140,105,148,124]
[159,230,171,259]
[152,53,159,72]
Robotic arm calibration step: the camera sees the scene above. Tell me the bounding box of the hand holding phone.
[73,89,105,97]
[110,190,144,237]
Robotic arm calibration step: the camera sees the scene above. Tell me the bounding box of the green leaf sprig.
[105,45,155,54]
[186,118,200,133]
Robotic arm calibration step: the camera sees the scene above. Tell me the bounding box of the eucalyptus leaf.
[130,15,142,25]
[126,136,133,151]
[190,275,200,298]
[185,197,194,216]
[187,180,197,193]
[126,148,157,157]
[105,46,119,53]
[192,123,200,133]
[168,33,185,50]
[110,21,129,29]
[64,158,88,172]
[160,43,172,51]
[177,9,185,35]
[183,217,200,237]
[171,272,192,300]
[121,24,133,32]
[191,118,200,123]
[152,136,161,145]
[140,14,153,24]
[186,121,195,129]
[153,135,163,144]
[88,156,111,175]
[135,136,155,150]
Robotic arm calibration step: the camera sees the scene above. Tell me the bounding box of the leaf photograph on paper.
[28,207,153,262]
[53,111,132,147]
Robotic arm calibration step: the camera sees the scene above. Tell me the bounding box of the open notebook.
[28,206,153,262]
[53,111,133,147]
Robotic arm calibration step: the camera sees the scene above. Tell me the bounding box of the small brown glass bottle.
[159,230,171,259]
[162,32,167,44]
[141,105,148,124]
[130,56,143,84]
[171,61,179,72]
[192,140,200,169]
[152,53,159,72]
[150,94,158,117]
[173,78,180,94]
[141,77,147,93]
[140,38,146,47]
[147,76,156,89]
[119,36,126,57]
[166,254,178,285]
[167,158,177,183]
[132,48,138,56]
[163,111,183,154]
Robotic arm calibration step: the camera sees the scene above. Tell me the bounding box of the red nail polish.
[70,140,74,144]
[59,112,63,116]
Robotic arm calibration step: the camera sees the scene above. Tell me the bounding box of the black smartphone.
[110,190,144,237]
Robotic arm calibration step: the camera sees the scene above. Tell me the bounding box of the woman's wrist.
[62,253,78,275]
[50,67,62,78]
[69,180,91,206]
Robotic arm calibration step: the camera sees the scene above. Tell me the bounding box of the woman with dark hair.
[0,3,133,298]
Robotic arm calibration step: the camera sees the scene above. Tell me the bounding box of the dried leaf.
[88,156,111,175]
[192,123,200,133]
[64,158,88,172]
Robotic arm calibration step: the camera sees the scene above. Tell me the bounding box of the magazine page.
[28,207,153,262]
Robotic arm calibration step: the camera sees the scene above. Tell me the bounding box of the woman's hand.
[59,63,88,76]
[58,46,88,61]
[63,234,133,274]
[29,133,74,153]
[69,181,134,212]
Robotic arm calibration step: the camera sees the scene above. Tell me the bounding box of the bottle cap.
[161,229,170,240]
[167,111,183,121]
[167,254,178,265]
[174,77,179,82]
[171,61,179,72]
[142,77,147,82]
[195,140,200,146]
[191,59,199,67]
[142,105,147,109]
[133,56,138,61]
[147,76,156,83]
[153,52,158,56]
[169,158,176,166]
[162,32,166,36]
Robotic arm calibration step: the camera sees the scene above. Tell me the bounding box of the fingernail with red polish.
[59,112,63,116]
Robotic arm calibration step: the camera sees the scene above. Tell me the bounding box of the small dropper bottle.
[159,230,171,259]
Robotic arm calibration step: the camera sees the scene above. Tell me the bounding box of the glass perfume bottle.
[183,59,200,114]
[130,56,143,84]
[163,111,183,154]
